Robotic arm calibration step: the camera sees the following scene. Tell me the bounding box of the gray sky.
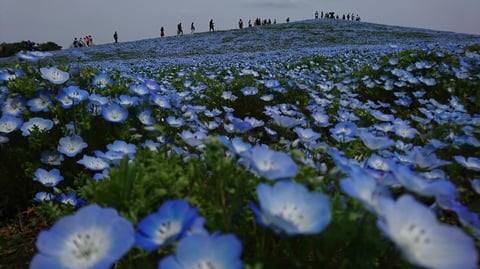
[1,0,479,49]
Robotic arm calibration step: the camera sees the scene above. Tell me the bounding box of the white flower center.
[62,228,109,268]
[154,220,181,245]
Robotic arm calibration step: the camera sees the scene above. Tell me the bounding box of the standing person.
[209,19,215,31]
[238,19,243,29]
[191,22,195,34]
[315,10,319,19]
[286,17,290,23]
[114,31,118,43]
[177,23,183,35]
[160,27,165,37]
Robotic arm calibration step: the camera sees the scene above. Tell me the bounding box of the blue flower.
[102,103,128,123]
[330,121,357,143]
[159,233,242,269]
[249,181,331,236]
[27,91,52,112]
[40,150,64,166]
[116,94,139,107]
[135,199,199,251]
[0,115,23,134]
[150,94,172,109]
[264,79,280,89]
[240,86,258,96]
[57,192,85,208]
[137,108,156,126]
[2,96,26,116]
[240,145,298,180]
[358,129,395,150]
[40,67,69,84]
[57,135,88,157]
[179,130,207,147]
[20,117,54,136]
[166,116,185,127]
[377,195,478,269]
[91,71,113,89]
[77,155,110,171]
[33,168,64,187]
[30,204,134,269]
[130,84,150,96]
[62,85,89,104]
[454,155,480,172]
[106,140,137,159]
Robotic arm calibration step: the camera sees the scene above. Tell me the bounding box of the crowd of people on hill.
[69,9,363,47]
[315,10,361,21]
[71,35,94,48]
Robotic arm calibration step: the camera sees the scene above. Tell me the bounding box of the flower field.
[1,19,480,268]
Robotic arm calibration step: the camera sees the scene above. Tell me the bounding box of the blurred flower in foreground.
[249,181,331,236]
[158,233,243,269]
[377,195,477,269]
[30,204,134,269]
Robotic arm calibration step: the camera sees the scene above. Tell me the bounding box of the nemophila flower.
[116,94,139,107]
[34,192,55,203]
[393,121,417,139]
[40,150,64,166]
[408,146,451,169]
[330,121,357,143]
[270,113,302,128]
[419,76,436,86]
[390,162,457,198]
[102,103,128,123]
[294,127,321,143]
[240,86,258,96]
[16,51,40,62]
[130,83,150,96]
[221,91,238,101]
[57,192,85,208]
[240,145,298,180]
[370,110,394,122]
[231,117,253,133]
[0,69,21,82]
[471,179,480,195]
[249,181,331,236]
[376,195,478,269]
[57,135,87,157]
[20,117,54,136]
[158,233,243,269]
[454,155,480,171]
[0,115,23,134]
[340,163,391,213]
[358,129,395,150]
[264,79,280,88]
[144,79,160,92]
[137,108,155,126]
[91,71,113,89]
[166,116,185,128]
[107,140,137,159]
[33,168,64,187]
[56,91,74,109]
[62,85,89,104]
[311,111,330,127]
[135,199,199,251]
[30,204,134,269]
[77,155,110,171]
[142,139,161,152]
[40,67,69,84]
[89,93,109,106]
[150,94,171,109]
[260,94,274,101]
[179,130,207,147]
[27,91,52,112]
[2,96,26,116]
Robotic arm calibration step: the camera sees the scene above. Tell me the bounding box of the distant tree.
[0,41,61,58]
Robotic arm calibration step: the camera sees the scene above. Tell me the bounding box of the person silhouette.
[177,23,183,35]
[160,27,165,37]
[315,10,319,19]
[113,31,118,43]
[209,19,215,31]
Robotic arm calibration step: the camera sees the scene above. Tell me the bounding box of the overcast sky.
[1,0,479,49]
